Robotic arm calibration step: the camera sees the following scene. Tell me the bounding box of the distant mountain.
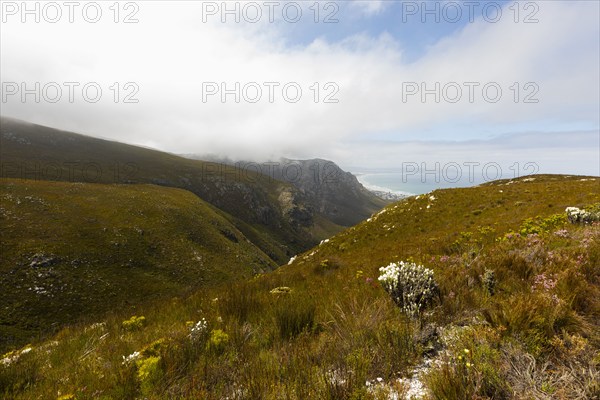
[271,158,388,226]
[184,156,389,227]
[1,117,386,264]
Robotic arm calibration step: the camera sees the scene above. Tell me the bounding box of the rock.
[414,324,441,356]
[29,253,56,268]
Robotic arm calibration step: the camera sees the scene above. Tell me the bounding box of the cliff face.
[269,158,389,227]
[182,155,390,228]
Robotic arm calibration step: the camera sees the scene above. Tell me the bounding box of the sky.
[1,0,599,184]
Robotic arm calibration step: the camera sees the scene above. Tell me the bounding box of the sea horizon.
[355,171,484,196]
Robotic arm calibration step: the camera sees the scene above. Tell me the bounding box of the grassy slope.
[309,174,600,269]
[0,117,319,263]
[0,118,386,263]
[2,175,599,399]
[0,178,276,352]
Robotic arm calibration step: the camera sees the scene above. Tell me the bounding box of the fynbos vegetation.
[1,175,599,399]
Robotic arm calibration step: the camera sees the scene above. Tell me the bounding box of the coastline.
[355,173,416,197]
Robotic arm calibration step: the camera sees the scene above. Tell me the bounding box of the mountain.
[185,155,389,227]
[271,158,388,227]
[2,174,598,399]
[0,117,384,264]
[0,117,385,351]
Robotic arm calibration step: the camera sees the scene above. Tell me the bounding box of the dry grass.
[1,175,599,399]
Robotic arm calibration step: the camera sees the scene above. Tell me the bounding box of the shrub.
[378,261,439,317]
[206,329,229,354]
[188,318,208,342]
[122,315,146,331]
[483,269,497,296]
[141,338,166,357]
[426,346,508,400]
[426,326,509,400]
[566,206,600,224]
[519,214,566,235]
[314,259,340,275]
[135,356,162,395]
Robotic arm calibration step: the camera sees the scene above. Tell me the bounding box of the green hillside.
[0,178,275,352]
[1,175,599,399]
[0,117,384,263]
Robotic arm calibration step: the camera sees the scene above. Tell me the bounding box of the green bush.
[519,213,566,236]
[122,315,146,331]
[206,329,229,354]
[425,327,508,399]
[135,356,162,395]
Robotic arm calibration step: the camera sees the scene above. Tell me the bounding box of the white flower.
[122,351,140,365]
[189,318,208,341]
[378,261,438,317]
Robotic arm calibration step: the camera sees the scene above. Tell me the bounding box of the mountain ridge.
[0,117,386,264]
[184,155,389,227]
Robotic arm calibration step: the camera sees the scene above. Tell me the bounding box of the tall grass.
[2,177,599,399]
[274,296,316,339]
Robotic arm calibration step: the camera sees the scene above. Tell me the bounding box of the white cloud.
[349,0,388,16]
[1,1,598,174]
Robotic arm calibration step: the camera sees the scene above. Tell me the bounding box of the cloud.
[349,0,388,16]
[0,1,598,175]
[334,130,599,173]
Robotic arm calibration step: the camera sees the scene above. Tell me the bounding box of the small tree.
[378,261,439,317]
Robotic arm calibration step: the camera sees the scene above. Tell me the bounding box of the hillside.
[0,178,275,352]
[183,156,388,228]
[0,117,378,263]
[271,158,388,227]
[2,175,599,399]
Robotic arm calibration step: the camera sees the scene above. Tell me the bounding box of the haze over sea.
[354,171,510,196]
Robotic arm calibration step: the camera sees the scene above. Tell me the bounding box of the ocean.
[355,172,485,196]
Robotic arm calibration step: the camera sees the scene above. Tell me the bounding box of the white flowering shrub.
[566,207,600,224]
[122,351,141,365]
[188,318,208,342]
[378,261,439,317]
